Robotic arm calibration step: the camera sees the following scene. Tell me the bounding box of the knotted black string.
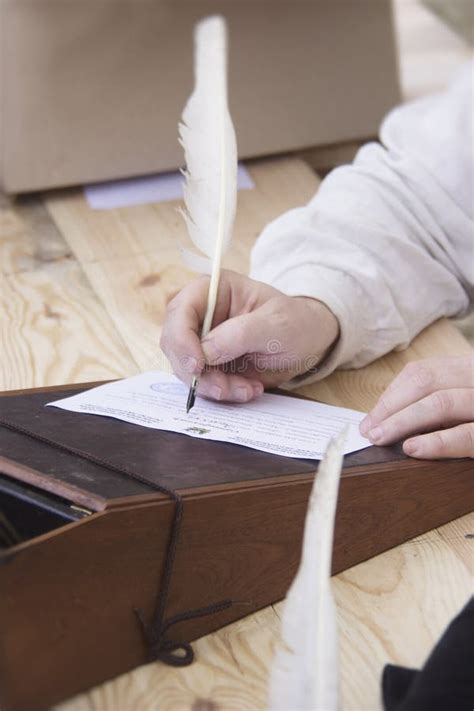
[0,418,233,666]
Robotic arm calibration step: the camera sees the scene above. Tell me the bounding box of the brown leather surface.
[0,386,405,502]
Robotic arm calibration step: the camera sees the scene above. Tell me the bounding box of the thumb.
[201,308,274,365]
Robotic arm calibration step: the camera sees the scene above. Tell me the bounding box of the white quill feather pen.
[269,430,346,711]
[179,16,237,410]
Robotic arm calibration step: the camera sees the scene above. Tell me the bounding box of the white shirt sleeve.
[250,63,474,381]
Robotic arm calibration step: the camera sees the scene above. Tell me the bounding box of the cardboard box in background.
[0,1,400,194]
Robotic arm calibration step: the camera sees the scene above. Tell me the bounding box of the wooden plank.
[0,194,138,390]
[45,158,319,266]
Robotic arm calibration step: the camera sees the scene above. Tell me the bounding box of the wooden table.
[1,153,472,711]
[0,3,472,709]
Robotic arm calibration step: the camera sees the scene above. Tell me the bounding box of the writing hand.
[360,356,474,458]
[160,270,339,403]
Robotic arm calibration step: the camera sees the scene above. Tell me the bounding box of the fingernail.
[202,339,220,364]
[252,383,264,397]
[404,439,418,456]
[368,425,384,444]
[233,386,249,402]
[211,385,223,401]
[359,415,372,435]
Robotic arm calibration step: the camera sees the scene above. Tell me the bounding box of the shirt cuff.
[262,264,372,384]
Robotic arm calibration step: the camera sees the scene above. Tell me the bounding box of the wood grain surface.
[0,194,137,389]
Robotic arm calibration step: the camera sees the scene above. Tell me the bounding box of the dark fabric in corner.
[382,597,474,711]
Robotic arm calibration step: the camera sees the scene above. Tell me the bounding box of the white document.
[84,164,254,209]
[47,372,370,460]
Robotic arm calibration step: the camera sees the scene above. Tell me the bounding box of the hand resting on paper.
[160,270,339,403]
[360,356,474,459]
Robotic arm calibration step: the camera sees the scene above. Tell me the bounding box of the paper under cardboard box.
[0,0,400,193]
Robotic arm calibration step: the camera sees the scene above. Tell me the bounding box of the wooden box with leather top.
[0,382,472,711]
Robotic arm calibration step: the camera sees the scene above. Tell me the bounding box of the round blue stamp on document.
[150,382,186,395]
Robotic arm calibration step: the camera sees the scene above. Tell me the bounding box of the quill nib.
[186,376,198,413]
